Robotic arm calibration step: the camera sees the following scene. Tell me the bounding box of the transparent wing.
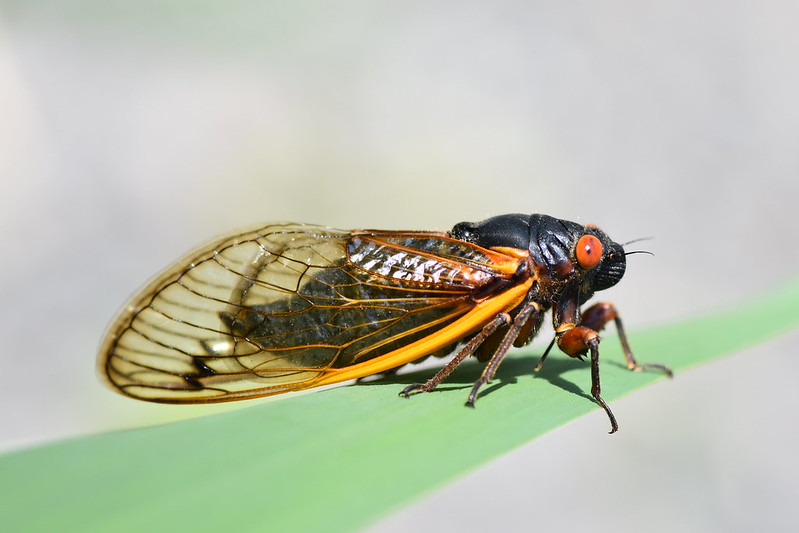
[99,223,525,403]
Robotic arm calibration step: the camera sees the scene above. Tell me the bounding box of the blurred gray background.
[1,1,797,531]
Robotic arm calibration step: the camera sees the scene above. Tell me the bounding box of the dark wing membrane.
[99,223,524,403]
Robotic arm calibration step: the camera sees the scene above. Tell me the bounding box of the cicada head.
[450,213,628,300]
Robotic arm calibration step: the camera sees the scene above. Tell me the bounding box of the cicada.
[99,213,671,432]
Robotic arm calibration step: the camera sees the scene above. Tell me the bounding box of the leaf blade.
[2,277,798,533]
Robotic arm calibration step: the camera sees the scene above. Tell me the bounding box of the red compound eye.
[576,234,603,269]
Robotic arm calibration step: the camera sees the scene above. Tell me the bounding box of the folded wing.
[99,223,527,403]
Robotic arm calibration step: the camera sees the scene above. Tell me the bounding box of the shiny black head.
[450,213,627,295]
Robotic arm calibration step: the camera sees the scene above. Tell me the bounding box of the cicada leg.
[401,301,544,406]
[580,302,673,377]
[551,301,673,433]
[554,325,618,433]
[399,312,512,397]
[465,301,542,407]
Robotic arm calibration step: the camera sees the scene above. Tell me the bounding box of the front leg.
[580,302,673,377]
[551,301,673,433]
[555,324,618,433]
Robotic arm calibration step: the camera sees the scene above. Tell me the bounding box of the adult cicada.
[98,213,671,432]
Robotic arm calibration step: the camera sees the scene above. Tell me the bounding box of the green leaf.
[3,277,798,533]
